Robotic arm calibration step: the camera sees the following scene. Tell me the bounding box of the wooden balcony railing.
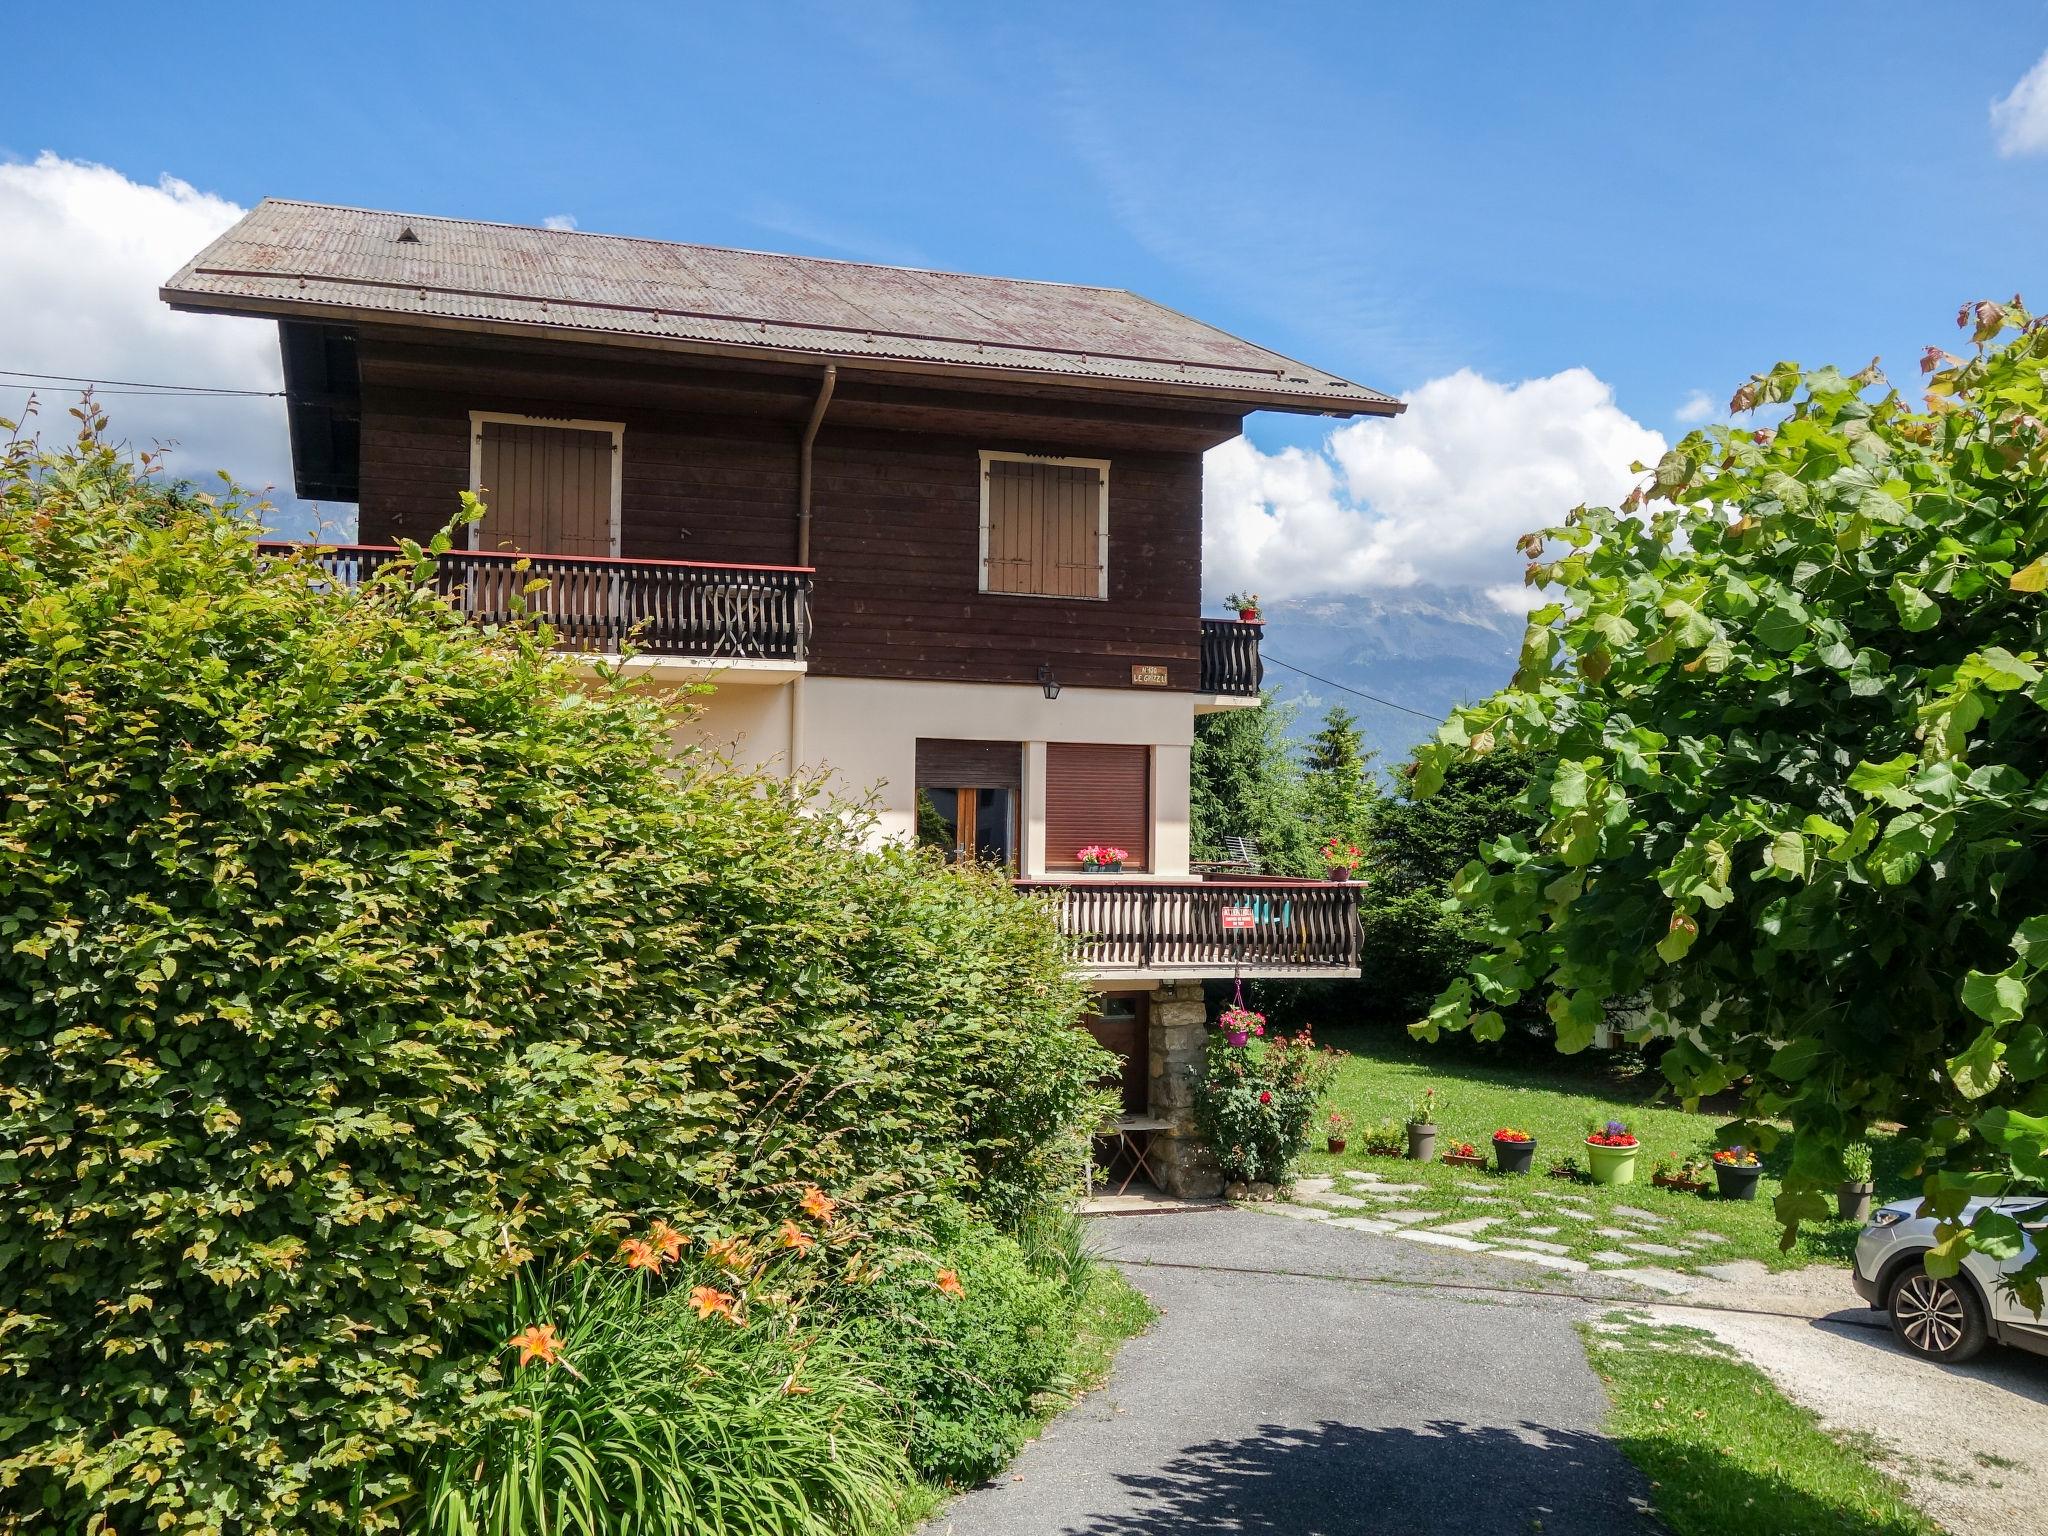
[1200,618,1263,696]
[259,543,812,662]
[1016,876,1361,976]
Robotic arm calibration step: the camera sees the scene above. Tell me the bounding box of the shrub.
[843,1205,1073,1485]
[1192,1028,1339,1185]
[422,1254,908,1536]
[0,422,1101,1533]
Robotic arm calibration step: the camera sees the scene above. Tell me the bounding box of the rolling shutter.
[982,457,1104,598]
[1044,743,1149,871]
[915,739,1024,791]
[476,420,615,556]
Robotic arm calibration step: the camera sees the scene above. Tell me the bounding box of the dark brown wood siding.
[1045,743,1151,871]
[915,739,1024,790]
[350,334,1214,693]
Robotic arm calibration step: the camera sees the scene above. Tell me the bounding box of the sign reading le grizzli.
[1131,664,1168,686]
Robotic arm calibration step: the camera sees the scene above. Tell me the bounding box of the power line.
[1261,651,1446,722]
[0,368,282,397]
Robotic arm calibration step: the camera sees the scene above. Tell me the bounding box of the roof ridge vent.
[396,226,420,244]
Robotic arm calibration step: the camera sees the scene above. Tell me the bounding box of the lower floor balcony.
[259,542,812,667]
[1015,875,1362,980]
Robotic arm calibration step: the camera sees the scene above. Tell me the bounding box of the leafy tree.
[1189,692,1314,875]
[1413,302,2048,1299]
[0,414,1105,1532]
[1301,705,1380,853]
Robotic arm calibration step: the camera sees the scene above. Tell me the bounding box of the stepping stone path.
[1349,1180,1427,1194]
[1394,1230,1489,1252]
[1589,1250,1637,1266]
[1603,1266,1698,1296]
[1610,1206,1668,1226]
[1433,1216,1504,1236]
[1522,1225,1561,1237]
[1493,1237,1569,1256]
[1270,1204,1334,1222]
[1493,1250,1589,1273]
[1309,1193,1373,1210]
[1624,1241,1689,1259]
[1595,1226,1643,1241]
[1328,1216,1396,1234]
[1377,1209,1443,1226]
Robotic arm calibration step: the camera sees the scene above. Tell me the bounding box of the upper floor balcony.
[259,543,812,676]
[1198,618,1263,699]
[1016,874,1361,980]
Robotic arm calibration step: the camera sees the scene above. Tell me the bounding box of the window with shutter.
[979,452,1108,599]
[1044,743,1150,871]
[471,414,620,557]
[915,739,1023,869]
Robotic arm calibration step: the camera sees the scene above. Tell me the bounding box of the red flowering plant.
[1319,836,1362,875]
[1712,1145,1760,1168]
[1585,1120,1638,1148]
[1217,1004,1267,1048]
[1077,844,1130,869]
[1193,1025,1339,1185]
[1492,1128,1533,1143]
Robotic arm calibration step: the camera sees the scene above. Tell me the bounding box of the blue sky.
[10,1,2045,447]
[3,0,2046,657]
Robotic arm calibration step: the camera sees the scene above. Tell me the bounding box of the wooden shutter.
[983,458,1104,598]
[476,420,615,556]
[1044,743,1149,870]
[915,739,1023,790]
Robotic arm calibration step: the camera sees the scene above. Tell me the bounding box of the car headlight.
[1868,1209,1906,1229]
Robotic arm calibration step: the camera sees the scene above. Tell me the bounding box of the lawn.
[1583,1311,1938,1536]
[1295,1025,1915,1275]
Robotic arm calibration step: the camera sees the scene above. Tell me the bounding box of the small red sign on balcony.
[1220,906,1257,931]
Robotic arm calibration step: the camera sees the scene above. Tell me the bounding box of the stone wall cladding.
[1147,980,1223,1197]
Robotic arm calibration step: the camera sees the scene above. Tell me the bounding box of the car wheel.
[1887,1263,1988,1363]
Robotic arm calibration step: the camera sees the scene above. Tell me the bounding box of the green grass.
[1583,1311,1939,1536]
[1303,1025,1914,1274]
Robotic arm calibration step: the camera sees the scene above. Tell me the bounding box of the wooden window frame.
[467,411,625,556]
[977,449,1110,602]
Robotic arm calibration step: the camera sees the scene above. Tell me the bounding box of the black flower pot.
[1493,1136,1536,1176]
[1714,1162,1762,1201]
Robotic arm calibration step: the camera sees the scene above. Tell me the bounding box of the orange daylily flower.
[618,1237,663,1274]
[689,1286,739,1323]
[647,1220,690,1263]
[508,1323,565,1368]
[777,1220,816,1254]
[935,1268,964,1299]
[706,1235,752,1272]
[799,1186,838,1222]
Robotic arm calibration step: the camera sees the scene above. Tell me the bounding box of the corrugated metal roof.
[161,200,1400,415]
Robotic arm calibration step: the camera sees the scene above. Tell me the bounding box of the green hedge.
[0,426,1106,1533]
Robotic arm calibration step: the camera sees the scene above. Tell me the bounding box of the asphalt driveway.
[920,1207,1661,1535]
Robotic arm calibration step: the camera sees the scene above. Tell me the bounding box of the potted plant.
[1492,1126,1536,1176]
[1325,1110,1355,1155]
[1320,836,1362,883]
[1077,844,1128,874]
[1651,1154,1710,1194]
[1442,1139,1487,1169]
[1362,1117,1406,1156]
[1225,590,1263,624]
[1217,1003,1266,1049]
[1584,1120,1640,1185]
[1405,1088,1439,1162]
[1838,1141,1875,1222]
[1712,1145,1763,1201]
[1546,1153,1586,1182]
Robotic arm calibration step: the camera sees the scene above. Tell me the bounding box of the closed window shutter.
[1044,743,1149,870]
[476,421,614,556]
[983,458,1103,598]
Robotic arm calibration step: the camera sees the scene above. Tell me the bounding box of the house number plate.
[1131,664,1169,686]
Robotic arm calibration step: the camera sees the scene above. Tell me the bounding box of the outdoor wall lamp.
[1037,665,1062,700]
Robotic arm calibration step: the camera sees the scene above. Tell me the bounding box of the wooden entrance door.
[1083,993,1149,1116]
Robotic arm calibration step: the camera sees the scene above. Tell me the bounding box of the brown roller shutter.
[1045,743,1150,871]
[915,739,1023,790]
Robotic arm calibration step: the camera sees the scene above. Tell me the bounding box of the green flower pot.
[1585,1139,1639,1185]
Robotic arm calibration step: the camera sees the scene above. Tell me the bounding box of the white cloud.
[1203,367,1664,612]
[1674,388,1715,424]
[542,213,578,231]
[1992,49,2048,156]
[0,153,311,523]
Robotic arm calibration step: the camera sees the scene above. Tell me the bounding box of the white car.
[1854,1196,2048,1362]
